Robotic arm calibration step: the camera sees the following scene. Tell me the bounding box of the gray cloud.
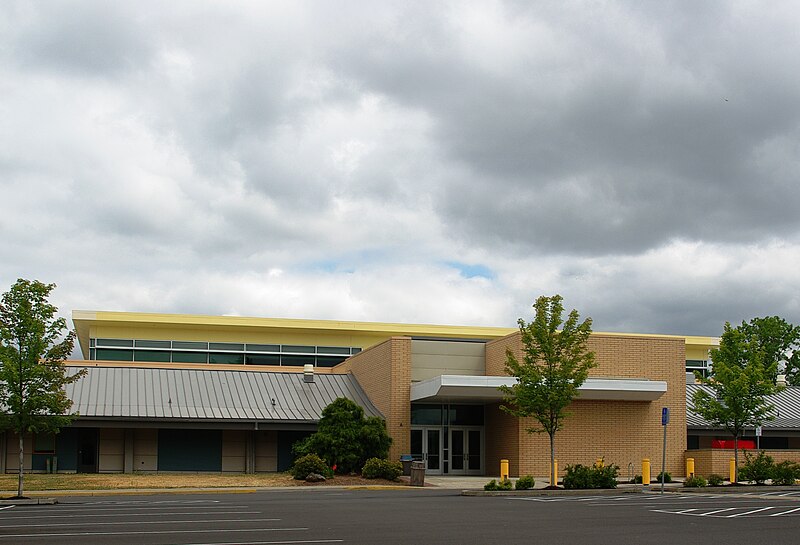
[2,1,800,339]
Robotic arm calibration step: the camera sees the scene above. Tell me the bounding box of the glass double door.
[411,426,482,475]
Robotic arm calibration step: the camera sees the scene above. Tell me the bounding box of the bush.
[707,474,725,487]
[497,478,513,490]
[656,471,672,483]
[361,458,402,480]
[684,475,707,487]
[293,398,392,474]
[685,475,708,487]
[290,453,333,480]
[739,450,774,485]
[632,475,643,484]
[563,462,619,489]
[772,461,800,486]
[515,475,535,490]
[483,478,512,491]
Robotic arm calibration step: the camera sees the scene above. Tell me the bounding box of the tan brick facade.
[333,337,412,461]
[485,332,687,477]
[689,449,800,478]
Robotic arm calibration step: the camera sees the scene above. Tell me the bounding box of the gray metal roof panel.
[687,383,800,429]
[65,367,382,423]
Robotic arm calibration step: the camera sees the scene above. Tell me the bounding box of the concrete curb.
[668,485,800,494]
[0,498,57,505]
[463,487,644,497]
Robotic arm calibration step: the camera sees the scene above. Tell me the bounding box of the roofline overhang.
[410,375,668,403]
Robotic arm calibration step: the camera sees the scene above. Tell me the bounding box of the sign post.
[756,425,762,450]
[661,407,669,495]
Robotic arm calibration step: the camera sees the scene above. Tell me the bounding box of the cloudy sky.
[2,1,800,338]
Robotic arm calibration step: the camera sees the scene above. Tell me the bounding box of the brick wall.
[689,449,800,478]
[485,332,687,477]
[334,337,412,460]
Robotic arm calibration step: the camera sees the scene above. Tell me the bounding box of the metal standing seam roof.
[687,383,800,430]
[65,366,383,423]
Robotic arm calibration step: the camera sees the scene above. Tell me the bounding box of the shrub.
[707,474,725,487]
[291,453,333,480]
[684,475,707,488]
[484,479,498,491]
[361,458,402,481]
[772,461,800,486]
[656,471,672,483]
[515,475,535,490]
[632,475,643,484]
[739,450,774,485]
[293,398,391,474]
[497,478,513,490]
[563,462,619,489]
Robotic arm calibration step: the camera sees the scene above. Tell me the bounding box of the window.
[135,339,171,349]
[172,351,208,364]
[245,354,281,365]
[96,338,133,348]
[281,355,315,366]
[209,352,244,364]
[282,345,315,354]
[209,342,244,351]
[95,348,134,361]
[134,350,171,363]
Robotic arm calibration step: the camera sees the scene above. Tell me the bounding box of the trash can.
[410,461,425,487]
[400,455,413,476]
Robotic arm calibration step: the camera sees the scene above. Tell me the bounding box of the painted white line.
[79,499,221,505]
[700,508,738,516]
[189,541,343,545]
[0,506,15,512]
[0,510,260,520]
[0,527,308,539]
[726,507,777,518]
[0,517,280,529]
[769,507,800,517]
[21,505,250,513]
[674,509,699,514]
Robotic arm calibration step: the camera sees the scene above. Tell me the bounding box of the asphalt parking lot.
[2,489,800,545]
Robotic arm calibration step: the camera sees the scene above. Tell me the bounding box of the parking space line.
[700,508,737,516]
[189,541,344,545]
[769,507,800,516]
[0,517,281,529]
[726,507,777,518]
[0,527,309,539]
[0,510,259,520]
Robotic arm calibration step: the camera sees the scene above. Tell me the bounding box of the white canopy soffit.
[410,375,667,403]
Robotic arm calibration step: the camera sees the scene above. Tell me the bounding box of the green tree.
[499,295,595,488]
[692,322,781,483]
[738,316,800,384]
[293,397,391,474]
[0,279,85,498]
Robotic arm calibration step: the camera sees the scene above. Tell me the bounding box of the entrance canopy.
[410,375,667,403]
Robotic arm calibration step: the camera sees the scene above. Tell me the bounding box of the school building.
[0,310,724,478]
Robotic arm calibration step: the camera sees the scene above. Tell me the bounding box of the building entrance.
[410,427,442,475]
[411,403,484,475]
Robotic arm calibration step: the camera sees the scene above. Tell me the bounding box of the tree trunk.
[17,433,24,497]
[549,432,556,487]
[733,433,739,484]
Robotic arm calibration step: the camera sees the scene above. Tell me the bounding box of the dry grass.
[0,472,406,492]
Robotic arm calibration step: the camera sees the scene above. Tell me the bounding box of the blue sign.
[661,407,670,426]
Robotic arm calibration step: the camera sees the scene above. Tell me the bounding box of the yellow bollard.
[730,458,736,483]
[595,457,604,468]
[500,459,509,481]
[642,458,651,485]
[552,459,558,487]
[686,457,695,478]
